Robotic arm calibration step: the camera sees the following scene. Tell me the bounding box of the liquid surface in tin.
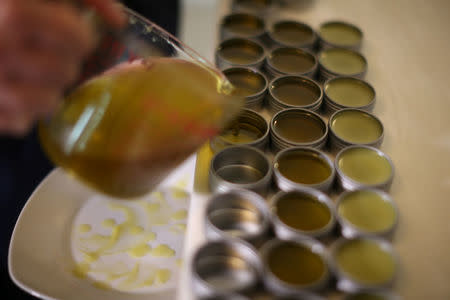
[336,239,395,284]
[227,71,265,97]
[39,58,240,198]
[220,122,264,144]
[223,16,264,36]
[268,242,326,285]
[331,110,382,144]
[269,51,315,74]
[276,193,331,231]
[338,147,392,185]
[219,44,263,65]
[274,113,325,143]
[272,23,313,46]
[319,23,362,46]
[319,48,366,75]
[325,77,374,107]
[338,190,396,233]
[216,164,265,184]
[277,151,331,184]
[272,81,319,106]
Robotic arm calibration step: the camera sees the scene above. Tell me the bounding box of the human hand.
[0,0,125,136]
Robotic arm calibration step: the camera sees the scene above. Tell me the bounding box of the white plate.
[8,156,195,300]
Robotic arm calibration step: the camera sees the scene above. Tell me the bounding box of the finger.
[82,0,126,28]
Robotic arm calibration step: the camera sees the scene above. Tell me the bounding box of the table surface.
[178,0,450,299]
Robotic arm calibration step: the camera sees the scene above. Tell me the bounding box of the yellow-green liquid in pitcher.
[40,58,240,198]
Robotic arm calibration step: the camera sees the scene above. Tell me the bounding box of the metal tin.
[209,145,273,195]
[318,48,367,81]
[201,294,250,300]
[191,239,263,298]
[270,109,328,151]
[222,67,268,110]
[216,38,266,70]
[267,20,317,51]
[260,238,331,297]
[344,290,400,300]
[273,147,335,192]
[264,47,318,80]
[267,76,323,113]
[335,145,394,191]
[330,237,398,293]
[324,76,376,113]
[270,189,336,240]
[220,13,267,42]
[318,21,363,51]
[210,109,269,153]
[205,189,271,245]
[336,188,398,239]
[328,109,384,151]
[231,0,275,16]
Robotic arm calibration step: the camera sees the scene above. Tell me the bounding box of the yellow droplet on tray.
[171,209,187,220]
[93,281,111,290]
[155,268,171,284]
[129,225,144,235]
[73,262,90,279]
[78,224,92,233]
[127,243,152,258]
[171,188,189,200]
[102,218,116,228]
[151,244,175,257]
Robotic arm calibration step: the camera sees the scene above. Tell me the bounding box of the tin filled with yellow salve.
[318,47,367,81]
[267,20,317,51]
[264,47,318,79]
[318,21,363,50]
[220,13,266,42]
[216,38,266,70]
[267,76,323,113]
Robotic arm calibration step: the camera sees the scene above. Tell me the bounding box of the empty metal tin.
[318,21,363,50]
[223,67,268,110]
[220,13,267,42]
[205,189,271,245]
[260,238,331,297]
[216,38,266,70]
[328,109,384,151]
[209,145,273,195]
[264,47,318,79]
[330,237,398,293]
[336,189,398,239]
[335,145,394,191]
[318,48,367,81]
[211,108,269,153]
[271,189,336,240]
[324,76,376,113]
[270,109,328,151]
[273,147,335,192]
[267,76,323,113]
[192,239,263,298]
[232,0,275,16]
[267,20,317,51]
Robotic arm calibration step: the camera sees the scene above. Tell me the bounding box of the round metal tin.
[270,189,336,240]
[220,13,267,42]
[324,76,376,113]
[264,47,318,79]
[336,188,398,239]
[335,145,394,191]
[209,145,273,195]
[191,239,263,298]
[267,20,317,51]
[330,237,398,293]
[273,147,335,192]
[232,0,275,16]
[260,238,331,296]
[344,290,400,300]
[267,76,323,113]
[318,21,363,50]
[216,38,266,70]
[328,109,384,151]
[318,48,367,81]
[270,109,328,151]
[205,189,271,245]
[223,67,268,110]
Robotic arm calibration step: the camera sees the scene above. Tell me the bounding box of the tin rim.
[270,189,336,239]
[220,13,266,40]
[328,108,384,148]
[329,237,399,292]
[324,76,376,111]
[318,20,363,50]
[318,47,367,78]
[268,20,317,49]
[205,189,271,242]
[223,67,268,100]
[334,145,395,191]
[265,47,318,77]
[216,38,266,68]
[343,290,400,300]
[335,188,399,238]
[260,238,331,293]
[273,147,335,191]
[232,0,275,14]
